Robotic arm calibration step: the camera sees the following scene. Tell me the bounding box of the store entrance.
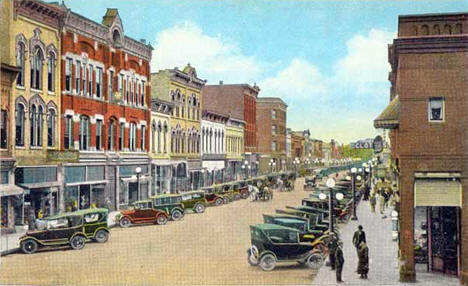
[128,182,139,203]
[428,207,459,276]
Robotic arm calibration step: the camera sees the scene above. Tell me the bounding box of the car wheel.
[260,254,276,271]
[248,246,260,266]
[70,235,86,250]
[241,192,249,199]
[223,197,229,204]
[305,253,324,269]
[21,239,38,254]
[215,198,223,206]
[171,209,183,221]
[157,214,168,225]
[194,203,206,213]
[94,230,109,243]
[119,217,131,228]
[234,194,241,200]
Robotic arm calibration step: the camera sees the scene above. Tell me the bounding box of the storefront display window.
[88,166,105,181]
[65,166,86,183]
[15,167,57,184]
[65,186,79,211]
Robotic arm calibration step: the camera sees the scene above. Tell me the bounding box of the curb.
[1,247,19,256]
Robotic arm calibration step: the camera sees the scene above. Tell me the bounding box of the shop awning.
[0,185,25,197]
[374,95,400,129]
[414,179,462,207]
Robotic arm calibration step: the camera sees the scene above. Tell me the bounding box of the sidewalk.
[312,199,460,285]
[0,227,27,256]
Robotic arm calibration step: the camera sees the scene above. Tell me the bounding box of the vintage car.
[20,208,110,254]
[231,180,250,199]
[202,186,225,206]
[180,190,208,213]
[247,223,324,271]
[117,200,169,227]
[263,213,326,237]
[225,182,243,201]
[151,194,185,221]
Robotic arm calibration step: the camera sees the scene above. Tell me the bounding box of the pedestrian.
[328,235,338,270]
[335,241,345,283]
[370,193,376,213]
[352,225,366,256]
[379,190,386,218]
[357,241,369,279]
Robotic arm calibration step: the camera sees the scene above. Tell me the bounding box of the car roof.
[45,208,108,219]
[251,223,299,232]
[182,190,205,195]
[264,213,307,221]
[133,199,152,204]
[151,194,181,199]
[275,218,306,224]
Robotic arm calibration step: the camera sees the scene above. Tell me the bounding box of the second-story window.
[126,76,130,103]
[428,97,444,122]
[64,115,73,150]
[96,67,102,98]
[129,122,136,151]
[88,65,93,96]
[83,64,88,96]
[0,110,7,149]
[118,74,123,97]
[30,48,43,90]
[119,122,124,151]
[96,119,102,150]
[141,125,146,151]
[65,58,72,92]
[271,109,276,119]
[16,42,25,87]
[141,81,145,106]
[108,119,115,151]
[79,116,90,150]
[109,70,114,101]
[76,61,81,94]
[272,125,277,135]
[47,109,55,147]
[47,52,55,92]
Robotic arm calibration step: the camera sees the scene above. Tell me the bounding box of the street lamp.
[135,167,142,200]
[318,178,343,233]
[350,167,358,220]
[248,165,251,178]
[293,158,300,173]
[268,159,274,173]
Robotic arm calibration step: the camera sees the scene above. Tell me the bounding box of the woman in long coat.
[357,241,369,279]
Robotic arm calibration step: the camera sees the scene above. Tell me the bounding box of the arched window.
[79,116,90,150]
[15,103,25,146]
[64,114,73,150]
[108,119,116,151]
[37,105,43,146]
[157,122,162,153]
[151,122,156,153]
[16,43,25,86]
[47,52,55,92]
[30,105,37,146]
[30,48,43,89]
[0,110,7,149]
[47,108,55,147]
[163,123,167,153]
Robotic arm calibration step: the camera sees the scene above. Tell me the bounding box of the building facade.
[59,8,152,210]
[225,117,245,180]
[256,97,287,173]
[374,12,468,285]
[151,64,205,192]
[150,99,173,195]
[202,82,260,165]
[2,0,65,220]
[201,110,228,186]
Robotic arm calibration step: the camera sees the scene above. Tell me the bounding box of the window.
[130,80,134,104]
[118,74,123,96]
[47,109,55,147]
[30,105,36,146]
[15,166,57,184]
[79,116,90,150]
[141,81,145,106]
[157,123,162,153]
[109,71,114,100]
[16,43,25,86]
[83,64,87,96]
[37,106,43,146]
[119,122,124,150]
[64,115,73,150]
[129,122,136,151]
[151,123,156,153]
[30,48,43,90]
[0,110,6,149]
[96,67,102,98]
[271,109,276,119]
[141,125,146,151]
[96,119,102,150]
[65,58,72,92]
[272,125,277,135]
[1,170,8,185]
[126,76,130,102]
[47,52,55,92]
[428,98,444,122]
[89,66,94,96]
[108,120,115,151]
[76,61,81,94]
[163,124,167,153]
[272,141,276,152]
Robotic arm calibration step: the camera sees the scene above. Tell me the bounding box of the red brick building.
[58,7,153,210]
[256,97,287,172]
[202,82,260,163]
[374,12,468,284]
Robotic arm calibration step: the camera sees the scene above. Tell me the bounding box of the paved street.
[0,179,320,286]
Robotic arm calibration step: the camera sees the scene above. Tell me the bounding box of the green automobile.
[20,208,109,254]
[180,190,208,213]
[151,194,185,221]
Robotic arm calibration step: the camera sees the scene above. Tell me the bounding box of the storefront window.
[65,166,86,183]
[15,167,57,184]
[91,184,105,208]
[1,170,8,184]
[120,165,148,176]
[65,186,79,212]
[88,166,105,181]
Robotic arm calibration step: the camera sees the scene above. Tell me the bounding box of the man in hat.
[335,241,345,283]
[353,225,367,256]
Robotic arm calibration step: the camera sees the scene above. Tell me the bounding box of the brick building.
[256,97,287,172]
[59,7,153,210]
[374,12,468,284]
[202,82,260,166]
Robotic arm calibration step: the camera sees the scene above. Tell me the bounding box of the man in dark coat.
[353,225,367,260]
[335,241,345,283]
[357,241,369,278]
[328,235,338,270]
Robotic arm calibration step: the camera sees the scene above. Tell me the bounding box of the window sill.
[31,88,42,93]
[428,120,445,124]
[16,85,25,90]
[47,91,55,96]
[15,146,25,149]
[30,146,43,150]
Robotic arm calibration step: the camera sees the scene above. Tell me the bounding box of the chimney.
[219,80,223,85]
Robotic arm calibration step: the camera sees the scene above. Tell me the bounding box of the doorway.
[128,182,138,203]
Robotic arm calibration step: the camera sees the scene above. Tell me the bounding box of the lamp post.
[319,178,343,233]
[247,165,251,178]
[135,167,142,200]
[293,157,300,174]
[350,167,358,220]
[268,159,274,173]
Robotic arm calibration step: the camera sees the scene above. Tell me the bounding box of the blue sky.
[61,0,466,143]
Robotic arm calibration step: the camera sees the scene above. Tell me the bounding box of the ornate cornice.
[14,0,64,29]
[394,35,468,54]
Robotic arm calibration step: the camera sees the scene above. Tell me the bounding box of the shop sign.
[47,150,79,163]
[373,135,384,153]
[414,179,461,207]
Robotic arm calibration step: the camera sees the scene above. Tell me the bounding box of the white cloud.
[151,22,262,83]
[334,29,395,95]
[259,58,328,99]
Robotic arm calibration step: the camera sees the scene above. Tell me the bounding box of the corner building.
[374,12,468,285]
[59,8,153,210]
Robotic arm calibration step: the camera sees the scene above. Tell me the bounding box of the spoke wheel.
[215,198,223,206]
[260,254,276,271]
[194,203,206,213]
[306,253,324,269]
[94,230,109,243]
[119,217,131,228]
[171,209,183,221]
[157,214,168,225]
[70,235,86,250]
[21,239,38,254]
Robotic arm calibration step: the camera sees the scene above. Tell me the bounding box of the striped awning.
[374,95,400,129]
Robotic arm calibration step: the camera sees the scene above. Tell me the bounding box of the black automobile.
[247,223,324,271]
[20,208,109,254]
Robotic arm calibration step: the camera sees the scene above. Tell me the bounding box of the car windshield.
[36,218,70,230]
[84,213,101,223]
[265,229,298,243]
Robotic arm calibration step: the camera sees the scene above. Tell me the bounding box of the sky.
[60,0,466,144]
